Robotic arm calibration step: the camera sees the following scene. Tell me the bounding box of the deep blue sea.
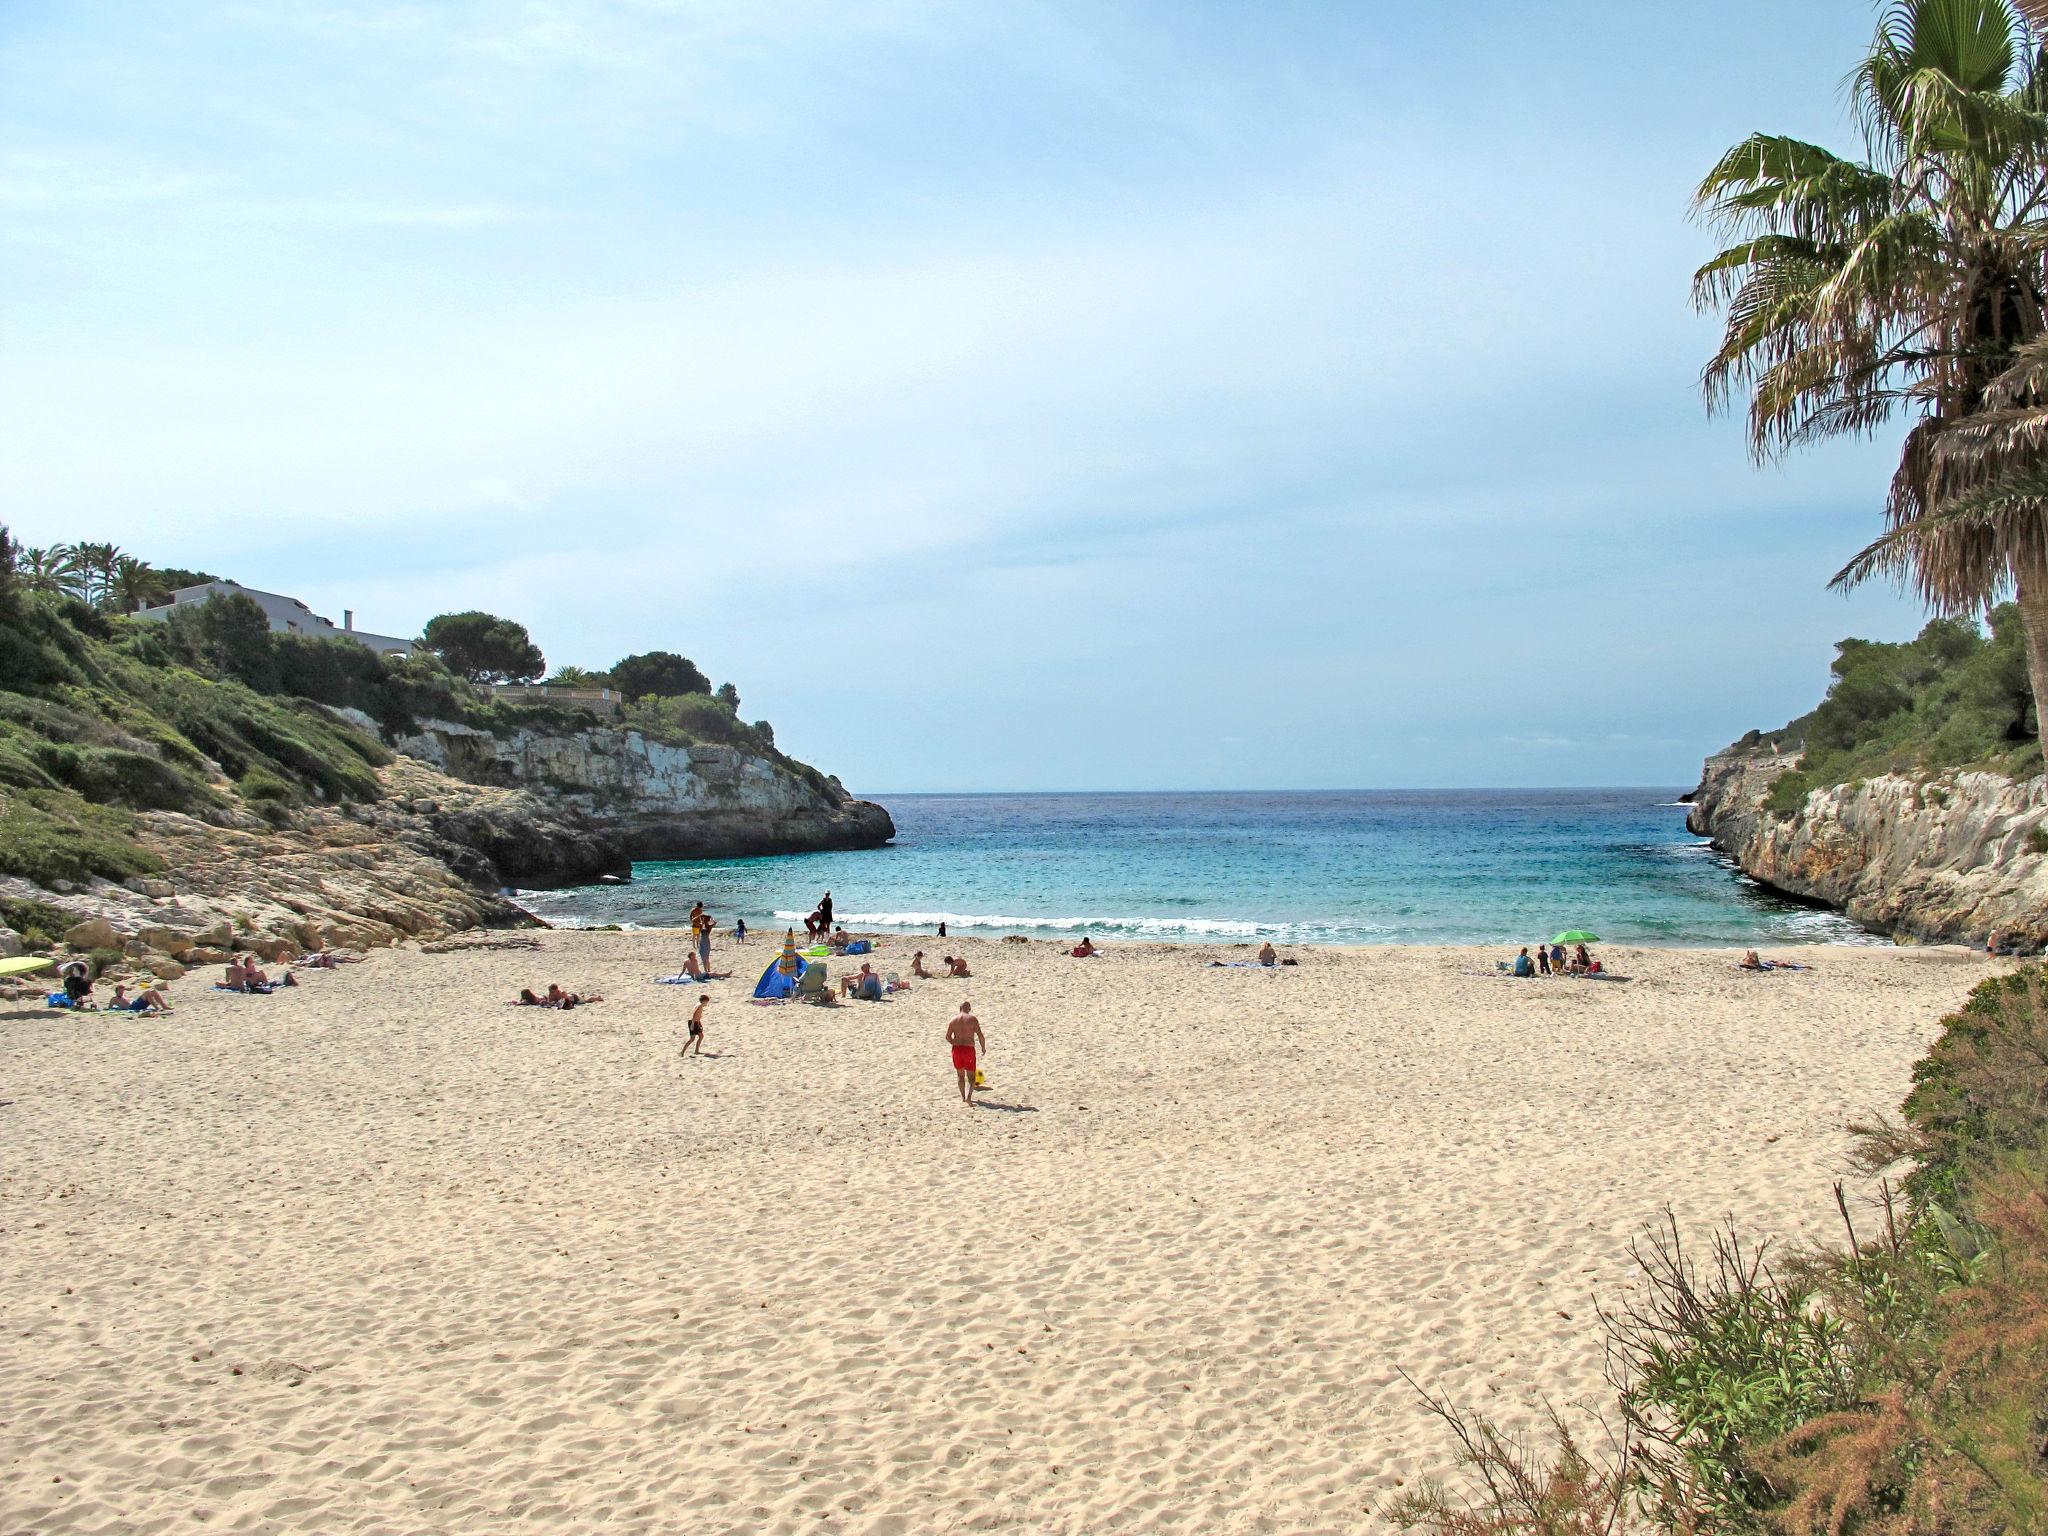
[514,789,1877,947]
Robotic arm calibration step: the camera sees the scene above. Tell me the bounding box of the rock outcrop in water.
[1687,747,2048,943]
[391,717,894,863]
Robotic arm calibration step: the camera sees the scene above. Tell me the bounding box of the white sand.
[0,934,1995,1534]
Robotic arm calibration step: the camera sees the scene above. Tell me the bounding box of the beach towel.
[654,974,699,985]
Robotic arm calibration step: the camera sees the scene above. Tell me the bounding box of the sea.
[514,788,1879,948]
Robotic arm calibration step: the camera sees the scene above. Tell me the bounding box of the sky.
[0,0,1942,792]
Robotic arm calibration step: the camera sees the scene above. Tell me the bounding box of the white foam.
[774,909,1400,946]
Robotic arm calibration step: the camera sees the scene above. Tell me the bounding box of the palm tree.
[19,545,83,596]
[64,541,120,607]
[1696,0,2048,735]
[110,554,165,613]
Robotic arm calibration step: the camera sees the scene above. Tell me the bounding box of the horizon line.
[852,784,1696,798]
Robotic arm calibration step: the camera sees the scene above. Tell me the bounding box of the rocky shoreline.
[0,719,894,991]
[1686,748,2048,944]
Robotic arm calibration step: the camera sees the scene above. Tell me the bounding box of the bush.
[0,895,76,948]
[56,747,195,811]
[1766,768,1815,819]
[0,788,162,886]
[237,766,295,804]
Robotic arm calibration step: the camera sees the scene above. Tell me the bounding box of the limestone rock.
[147,958,186,980]
[1688,748,2048,944]
[63,917,121,950]
[390,717,894,871]
[136,925,197,957]
[0,926,21,958]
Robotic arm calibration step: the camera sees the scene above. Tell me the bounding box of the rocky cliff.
[389,717,894,864]
[1687,748,2048,942]
[0,721,893,991]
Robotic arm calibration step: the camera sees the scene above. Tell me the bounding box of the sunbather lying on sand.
[295,950,361,969]
[110,984,171,1014]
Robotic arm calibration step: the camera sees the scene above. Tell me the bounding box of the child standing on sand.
[685,995,707,1057]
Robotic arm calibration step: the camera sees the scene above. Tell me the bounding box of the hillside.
[0,548,890,964]
[1687,606,2048,943]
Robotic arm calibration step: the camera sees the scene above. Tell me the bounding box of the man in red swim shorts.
[944,1000,986,1106]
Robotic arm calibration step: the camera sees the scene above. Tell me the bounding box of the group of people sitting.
[834,961,910,1001]
[1511,942,1600,977]
[221,954,297,993]
[50,961,173,1014]
[909,951,972,979]
[514,984,605,1009]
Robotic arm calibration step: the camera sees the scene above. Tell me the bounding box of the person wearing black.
[819,891,833,930]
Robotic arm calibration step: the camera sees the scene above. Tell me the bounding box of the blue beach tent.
[753,956,807,999]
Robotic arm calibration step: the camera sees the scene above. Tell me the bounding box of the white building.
[133,581,416,657]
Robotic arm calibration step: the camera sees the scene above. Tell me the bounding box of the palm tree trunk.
[2017,549,2048,744]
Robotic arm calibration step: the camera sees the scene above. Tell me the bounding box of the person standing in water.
[945,1001,985,1106]
[685,994,707,1057]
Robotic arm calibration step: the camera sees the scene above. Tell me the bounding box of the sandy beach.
[0,933,1997,1535]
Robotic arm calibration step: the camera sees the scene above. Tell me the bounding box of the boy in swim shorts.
[685,995,707,1057]
[944,1001,985,1106]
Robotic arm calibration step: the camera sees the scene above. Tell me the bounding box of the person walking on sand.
[685,994,707,1057]
[945,1001,985,1106]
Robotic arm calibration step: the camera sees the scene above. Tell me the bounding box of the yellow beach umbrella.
[0,956,54,979]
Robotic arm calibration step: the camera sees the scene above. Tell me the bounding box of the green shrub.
[1738,606,2037,794]
[0,895,75,947]
[58,747,195,811]
[0,788,162,886]
[237,766,295,803]
[1765,768,1814,818]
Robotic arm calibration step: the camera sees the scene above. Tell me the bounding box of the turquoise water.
[515,789,1877,947]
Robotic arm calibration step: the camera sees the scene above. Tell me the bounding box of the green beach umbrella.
[0,955,55,979]
[1552,930,1600,944]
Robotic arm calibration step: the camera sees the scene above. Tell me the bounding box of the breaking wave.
[771,910,1394,942]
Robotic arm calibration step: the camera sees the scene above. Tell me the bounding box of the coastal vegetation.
[0,525,834,887]
[1695,0,2048,740]
[1392,965,2048,1536]
[1726,605,2039,816]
